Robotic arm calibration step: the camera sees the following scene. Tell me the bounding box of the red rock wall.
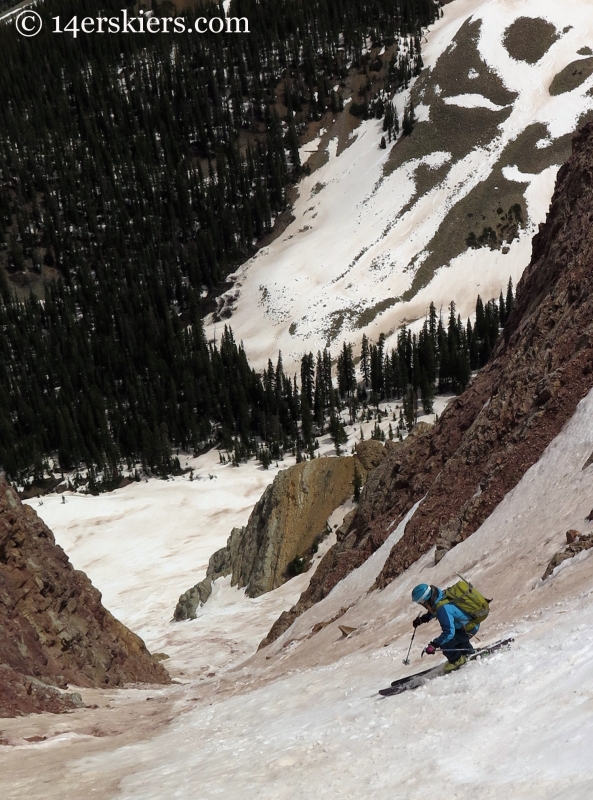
[0,479,169,717]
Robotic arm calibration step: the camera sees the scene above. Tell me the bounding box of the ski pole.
[402,623,419,665]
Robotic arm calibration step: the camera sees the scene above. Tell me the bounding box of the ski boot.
[444,655,467,673]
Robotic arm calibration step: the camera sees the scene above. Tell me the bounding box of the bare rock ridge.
[260,121,593,647]
[0,479,170,718]
[174,453,374,620]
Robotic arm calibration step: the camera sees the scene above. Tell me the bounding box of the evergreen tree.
[403,387,416,430]
[360,334,371,386]
[402,96,416,136]
[329,410,348,455]
[337,342,356,399]
[506,277,515,320]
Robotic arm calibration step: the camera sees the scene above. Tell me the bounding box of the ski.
[378,637,514,697]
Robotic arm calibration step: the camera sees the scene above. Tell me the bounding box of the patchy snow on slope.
[206,0,593,374]
[299,129,326,165]
[443,93,509,110]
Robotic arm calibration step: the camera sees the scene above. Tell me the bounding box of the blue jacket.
[428,589,480,648]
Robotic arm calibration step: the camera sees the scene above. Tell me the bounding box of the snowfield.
[1,388,593,799]
[205,0,593,373]
[1,378,591,800]
[18,402,427,681]
[101,384,593,800]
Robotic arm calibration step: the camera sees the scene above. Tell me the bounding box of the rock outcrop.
[175,455,368,620]
[542,530,593,579]
[353,439,387,471]
[0,479,170,717]
[261,121,593,647]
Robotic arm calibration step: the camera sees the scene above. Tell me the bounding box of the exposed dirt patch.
[385,100,511,178]
[300,39,401,174]
[550,57,593,96]
[426,18,517,107]
[386,158,451,231]
[336,107,365,157]
[383,20,515,181]
[384,18,517,181]
[256,187,298,249]
[500,113,593,174]
[399,111,593,303]
[500,123,571,174]
[401,169,526,303]
[354,297,399,330]
[503,17,559,64]
[323,309,358,344]
[412,160,451,202]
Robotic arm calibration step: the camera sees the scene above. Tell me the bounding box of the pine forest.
[0,0,483,486]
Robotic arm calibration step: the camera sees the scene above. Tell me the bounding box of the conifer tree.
[360,334,371,386]
[506,277,515,319]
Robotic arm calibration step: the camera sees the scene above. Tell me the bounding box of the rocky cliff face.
[0,479,170,717]
[175,454,371,620]
[261,122,593,646]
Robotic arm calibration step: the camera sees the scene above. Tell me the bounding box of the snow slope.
[15,381,591,800]
[206,0,593,372]
[3,2,593,796]
[3,379,593,800]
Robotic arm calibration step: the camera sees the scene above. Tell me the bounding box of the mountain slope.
[210,0,593,372]
[32,354,593,800]
[4,113,593,799]
[261,119,593,645]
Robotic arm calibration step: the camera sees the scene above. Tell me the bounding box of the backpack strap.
[429,584,441,608]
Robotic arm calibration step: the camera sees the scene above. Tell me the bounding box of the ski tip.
[378,688,396,697]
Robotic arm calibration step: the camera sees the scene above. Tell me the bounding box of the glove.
[413,612,432,629]
[425,644,436,655]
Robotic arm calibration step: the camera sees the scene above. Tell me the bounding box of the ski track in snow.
[205,0,593,374]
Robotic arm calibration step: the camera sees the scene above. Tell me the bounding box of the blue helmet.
[412,584,432,604]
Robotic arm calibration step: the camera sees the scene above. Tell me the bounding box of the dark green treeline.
[0,274,513,481]
[345,279,515,421]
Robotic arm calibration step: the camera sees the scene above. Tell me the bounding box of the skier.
[411,583,480,673]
